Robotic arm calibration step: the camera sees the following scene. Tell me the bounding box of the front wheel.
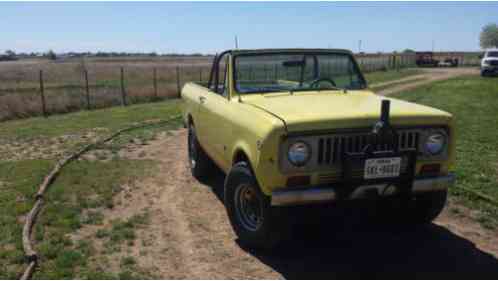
[224,162,289,249]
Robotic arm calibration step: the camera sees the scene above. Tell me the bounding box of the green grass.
[0,99,182,140]
[392,76,498,227]
[101,213,150,252]
[0,159,156,279]
[0,98,183,278]
[365,68,422,85]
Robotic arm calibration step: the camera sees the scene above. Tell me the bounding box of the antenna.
[235,36,239,49]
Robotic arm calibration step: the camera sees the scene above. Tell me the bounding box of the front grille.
[316,130,420,166]
[490,60,498,66]
[278,127,448,175]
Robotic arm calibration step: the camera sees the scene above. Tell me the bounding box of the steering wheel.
[309,78,337,89]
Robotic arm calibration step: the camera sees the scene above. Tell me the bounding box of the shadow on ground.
[203,168,498,279]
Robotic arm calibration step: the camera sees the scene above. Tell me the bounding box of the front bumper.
[271,173,455,206]
[482,66,498,72]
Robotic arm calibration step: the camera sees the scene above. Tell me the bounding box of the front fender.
[249,128,287,196]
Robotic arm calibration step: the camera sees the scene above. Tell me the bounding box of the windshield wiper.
[291,86,346,93]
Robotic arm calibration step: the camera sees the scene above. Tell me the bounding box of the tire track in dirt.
[107,130,281,279]
[370,73,429,89]
[376,67,479,96]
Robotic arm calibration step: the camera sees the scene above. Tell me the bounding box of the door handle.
[199,96,206,104]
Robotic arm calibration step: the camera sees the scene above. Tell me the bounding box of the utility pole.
[235,36,239,49]
[358,40,362,53]
[432,39,435,52]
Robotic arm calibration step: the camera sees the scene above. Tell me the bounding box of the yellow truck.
[182,49,455,248]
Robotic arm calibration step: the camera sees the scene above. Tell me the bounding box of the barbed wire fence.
[0,52,482,122]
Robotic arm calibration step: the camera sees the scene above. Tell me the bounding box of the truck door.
[197,53,232,169]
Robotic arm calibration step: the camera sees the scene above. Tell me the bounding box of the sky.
[1,1,497,54]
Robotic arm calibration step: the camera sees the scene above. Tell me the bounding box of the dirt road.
[84,129,498,279]
[376,67,479,96]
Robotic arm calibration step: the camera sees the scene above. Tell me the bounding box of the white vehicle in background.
[481,49,498,77]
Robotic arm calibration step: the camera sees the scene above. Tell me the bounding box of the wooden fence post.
[120,67,127,106]
[199,68,203,82]
[153,68,158,100]
[176,66,181,98]
[84,70,90,110]
[39,70,47,117]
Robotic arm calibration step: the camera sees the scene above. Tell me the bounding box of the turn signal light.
[286,176,310,188]
[420,164,441,176]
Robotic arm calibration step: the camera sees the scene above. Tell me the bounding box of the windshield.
[486,51,498,58]
[234,52,366,94]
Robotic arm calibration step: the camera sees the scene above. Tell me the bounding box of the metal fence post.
[176,66,181,98]
[153,67,158,100]
[120,67,127,106]
[84,70,90,110]
[39,70,47,117]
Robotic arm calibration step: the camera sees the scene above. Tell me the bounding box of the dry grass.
[0,53,445,121]
[0,56,212,121]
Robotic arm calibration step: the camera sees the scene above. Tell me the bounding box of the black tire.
[187,124,214,180]
[481,70,488,77]
[379,190,447,225]
[224,162,289,250]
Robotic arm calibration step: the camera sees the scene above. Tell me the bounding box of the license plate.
[364,157,401,179]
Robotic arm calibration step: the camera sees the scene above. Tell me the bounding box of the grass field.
[0,55,420,122]
[0,101,182,279]
[392,76,498,228]
[0,56,211,121]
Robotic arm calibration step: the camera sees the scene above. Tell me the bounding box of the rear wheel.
[224,162,289,250]
[187,124,214,180]
[380,190,447,225]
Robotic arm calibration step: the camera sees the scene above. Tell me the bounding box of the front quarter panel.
[226,101,287,195]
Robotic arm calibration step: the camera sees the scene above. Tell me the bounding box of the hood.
[243,90,452,133]
[484,57,498,63]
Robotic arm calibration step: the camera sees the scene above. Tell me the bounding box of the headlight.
[483,61,490,66]
[288,141,311,166]
[425,133,446,155]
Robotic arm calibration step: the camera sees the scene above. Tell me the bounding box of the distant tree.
[402,49,415,53]
[5,49,16,57]
[480,23,498,49]
[46,50,57,60]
